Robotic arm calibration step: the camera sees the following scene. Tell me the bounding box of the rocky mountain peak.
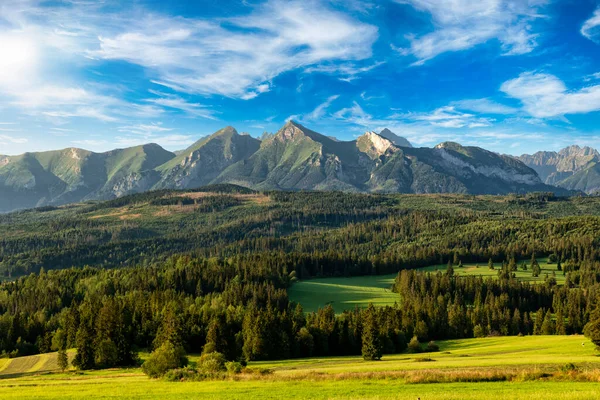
[379,128,412,148]
[358,131,398,158]
[558,145,600,159]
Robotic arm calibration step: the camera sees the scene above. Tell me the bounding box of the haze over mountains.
[0,121,584,213]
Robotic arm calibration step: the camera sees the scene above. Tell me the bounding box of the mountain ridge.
[0,122,577,213]
[517,145,600,194]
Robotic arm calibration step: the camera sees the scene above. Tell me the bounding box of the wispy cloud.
[501,72,600,118]
[395,0,549,65]
[304,61,385,82]
[293,95,340,122]
[581,8,600,43]
[115,122,194,149]
[90,1,378,99]
[146,90,217,120]
[0,134,27,144]
[401,106,495,128]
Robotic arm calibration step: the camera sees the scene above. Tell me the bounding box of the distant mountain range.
[0,121,578,213]
[517,146,600,195]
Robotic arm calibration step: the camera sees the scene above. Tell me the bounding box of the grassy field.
[0,336,599,399]
[418,257,565,284]
[289,258,562,313]
[288,274,399,313]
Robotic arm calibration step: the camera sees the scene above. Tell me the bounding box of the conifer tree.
[361,304,382,361]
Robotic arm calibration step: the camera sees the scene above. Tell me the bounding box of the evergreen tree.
[57,348,69,372]
[555,308,566,335]
[541,311,555,335]
[361,304,383,361]
[533,308,545,335]
[73,323,95,370]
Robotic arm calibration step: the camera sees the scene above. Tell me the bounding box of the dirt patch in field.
[173,192,271,205]
[119,214,142,220]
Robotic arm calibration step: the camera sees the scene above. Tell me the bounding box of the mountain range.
[517,146,600,195]
[0,121,581,213]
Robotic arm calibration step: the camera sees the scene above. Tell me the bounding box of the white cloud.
[304,61,385,82]
[115,122,195,150]
[146,90,217,119]
[118,123,173,136]
[581,8,600,43]
[402,106,495,128]
[333,101,373,126]
[304,95,340,121]
[0,134,27,144]
[395,0,548,65]
[90,1,378,99]
[501,72,600,118]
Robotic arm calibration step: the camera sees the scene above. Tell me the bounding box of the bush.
[473,324,486,338]
[408,336,422,353]
[425,341,440,352]
[142,341,188,378]
[561,363,578,373]
[198,352,227,373]
[94,339,118,368]
[226,361,243,375]
[164,367,202,382]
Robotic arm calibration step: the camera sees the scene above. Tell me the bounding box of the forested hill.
[2,187,600,365]
[1,186,599,279]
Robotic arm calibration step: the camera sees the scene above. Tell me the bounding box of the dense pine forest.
[2,186,600,374]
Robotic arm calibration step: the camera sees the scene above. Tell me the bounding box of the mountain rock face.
[154,126,260,190]
[518,146,600,194]
[378,128,413,148]
[0,122,573,212]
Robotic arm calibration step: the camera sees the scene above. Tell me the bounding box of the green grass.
[0,336,599,399]
[289,258,563,314]
[288,274,399,313]
[418,257,566,284]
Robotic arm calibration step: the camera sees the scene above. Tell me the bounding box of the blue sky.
[1,0,600,156]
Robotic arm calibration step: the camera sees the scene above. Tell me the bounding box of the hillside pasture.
[0,336,599,399]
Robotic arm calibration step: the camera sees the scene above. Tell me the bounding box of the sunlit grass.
[0,336,599,399]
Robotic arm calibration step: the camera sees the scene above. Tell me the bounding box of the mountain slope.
[0,122,577,213]
[154,126,260,190]
[214,121,368,191]
[378,128,412,148]
[0,145,175,212]
[518,146,600,193]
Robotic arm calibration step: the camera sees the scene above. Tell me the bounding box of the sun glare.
[0,34,38,84]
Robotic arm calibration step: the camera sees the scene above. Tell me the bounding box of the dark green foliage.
[425,341,440,352]
[0,192,600,364]
[57,348,69,372]
[361,304,383,361]
[408,336,422,353]
[141,341,188,378]
[72,324,95,370]
[198,352,227,373]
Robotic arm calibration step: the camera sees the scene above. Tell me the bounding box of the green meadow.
[288,274,399,313]
[418,257,565,284]
[289,258,563,313]
[0,336,599,399]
